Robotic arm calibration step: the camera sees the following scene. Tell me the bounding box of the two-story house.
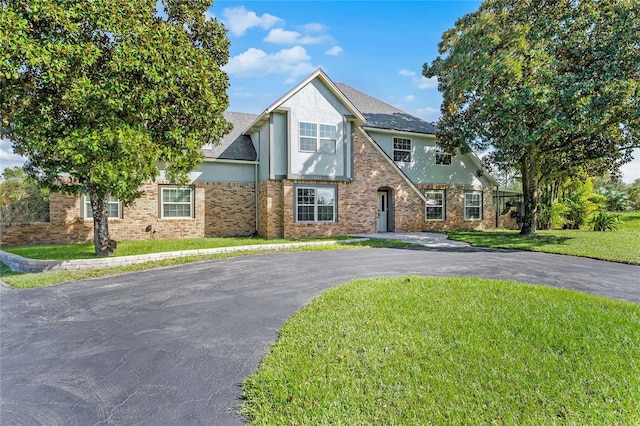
[1,69,499,246]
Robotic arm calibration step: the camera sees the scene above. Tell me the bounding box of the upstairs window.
[464,191,483,220]
[393,137,412,162]
[425,190,445,221]
[83,194,122,219]
[299,122,337,154]
[296,186,336,222]
[436,152,452,165]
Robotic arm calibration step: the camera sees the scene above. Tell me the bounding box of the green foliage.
[536,200,569,230]
[0,167,49,222]
[589,210,622,232]
[241,276,640,424]
[0,0,231,254]
[560,179,606,228]
[598,188,631,211]
[424,0,640,235]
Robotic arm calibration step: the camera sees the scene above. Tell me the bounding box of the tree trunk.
[519,144,540,236]
[88,186,117,256]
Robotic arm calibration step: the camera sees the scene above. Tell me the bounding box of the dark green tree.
[0,167,50,223]
[424,0,639,235]
[1,0,231,254]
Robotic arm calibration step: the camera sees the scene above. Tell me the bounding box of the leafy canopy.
[0,0,231,205]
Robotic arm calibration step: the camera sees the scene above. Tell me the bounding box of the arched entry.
[376,188,394,232]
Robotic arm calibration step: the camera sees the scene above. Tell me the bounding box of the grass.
[448,211,640,265]
[1,236,356,260]
[0,238,419,289]
[240,276,640,425]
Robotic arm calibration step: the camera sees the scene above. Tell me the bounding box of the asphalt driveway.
[1,246,639,425]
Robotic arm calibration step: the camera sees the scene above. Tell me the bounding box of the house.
[0,69,502,246]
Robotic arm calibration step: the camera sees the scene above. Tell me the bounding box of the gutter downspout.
[495,185,499,228]
[255,130,260,236]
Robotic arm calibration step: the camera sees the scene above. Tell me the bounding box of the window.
[83,195,122,219]
[296,186,336,222]
[161,186,194,218]
[393,137,411,162]
[299,122,337,153]
[464,191,483,220]
[425,190,445,221]
[436,152,452,165]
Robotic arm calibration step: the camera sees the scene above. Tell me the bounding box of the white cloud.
[416,76,438,89]
[224,46,315,80]
[299,23,326,33]
[404,95,415,102]
[325,45,343,56]
[0,138,26,172]
[413,107,441,123]
[264,28,330,45]
[399,69,438,90]
[620,148,640,184]
[221,6,282,36]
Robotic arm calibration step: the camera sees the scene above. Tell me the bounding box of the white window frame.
[425,190,445,221]
[160,186,194,219]
[295,185,337,223]
[393,137,412,162]
[82,194,122,220]
[436,152,452,165]
[299,121,337,154]
[464,191,483,221]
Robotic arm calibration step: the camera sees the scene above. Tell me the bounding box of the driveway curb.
[0,238,369,273]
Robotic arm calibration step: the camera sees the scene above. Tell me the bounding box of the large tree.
[0,0,231,254]
[424,0,639,235]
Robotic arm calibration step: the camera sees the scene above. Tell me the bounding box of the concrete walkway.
[351,232,472,248]
[1,244,638,425]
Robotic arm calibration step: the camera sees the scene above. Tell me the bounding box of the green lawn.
[448,211,640,265]
[1,236,355,260]
[240,276,640,425]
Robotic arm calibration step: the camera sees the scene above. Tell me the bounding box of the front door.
[377,191,388,232]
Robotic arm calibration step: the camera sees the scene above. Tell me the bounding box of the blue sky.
[1,0,638,182]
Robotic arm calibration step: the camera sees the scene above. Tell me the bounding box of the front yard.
[448,211,640,265]
[240,276,640,424]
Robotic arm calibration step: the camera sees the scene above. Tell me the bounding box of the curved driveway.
[1,246,639,425]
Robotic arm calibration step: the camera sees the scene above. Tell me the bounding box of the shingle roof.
[202,111,258,161]
[335,83,438,135]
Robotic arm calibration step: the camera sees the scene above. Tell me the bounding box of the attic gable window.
[436,152,452,165]
[393,137,412,162]
[299,122,337,154]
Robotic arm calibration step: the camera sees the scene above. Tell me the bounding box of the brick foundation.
[1,181,256,247]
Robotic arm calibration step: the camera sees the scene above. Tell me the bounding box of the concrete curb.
[0,238,369,273]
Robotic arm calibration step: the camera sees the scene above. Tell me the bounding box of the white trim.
[363,126,437,139]
[295,185,337,223]
[160,186,194,219]
[298,121,337,154]
[464,190,483,221]
[425,190,445,221]
[81,194,122,220]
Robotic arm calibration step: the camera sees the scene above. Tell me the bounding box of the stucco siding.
[282,80,349,180]
[367,130,491,186]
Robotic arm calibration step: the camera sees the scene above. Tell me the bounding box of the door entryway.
[377,190,389,232]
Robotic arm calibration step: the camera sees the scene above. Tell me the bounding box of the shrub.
[589,210,621,232]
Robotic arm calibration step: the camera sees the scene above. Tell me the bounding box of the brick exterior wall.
[257,180,283,239]
[278,129,425,239]
[1,181,256,247]
[417,184,496,231]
